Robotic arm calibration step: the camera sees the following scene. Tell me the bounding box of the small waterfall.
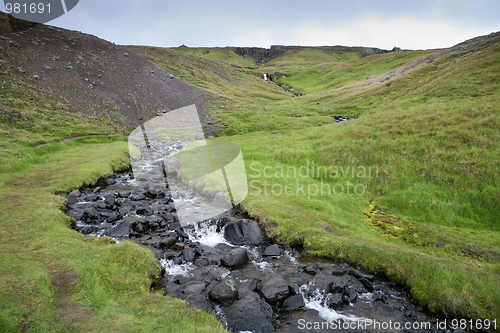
[186,221,230,247]
[300,283,363,323]
[66,160,452,333]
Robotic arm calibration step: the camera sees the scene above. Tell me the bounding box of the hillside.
[0,12,219,153]
[0,12,227,333]
[131,32,500,321]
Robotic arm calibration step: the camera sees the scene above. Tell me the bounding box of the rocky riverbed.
[63,138,465,333]
[63,170,468,333]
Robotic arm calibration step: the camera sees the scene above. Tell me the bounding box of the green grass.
[0,137,226,333]
[131,32,500,322]
[267,50,435,95]
[173,46,258,68]
[0,67,124,152]
[2,28,500,331]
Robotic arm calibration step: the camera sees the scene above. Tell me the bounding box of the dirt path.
[34,134,123,148]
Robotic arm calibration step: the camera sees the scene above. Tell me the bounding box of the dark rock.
[343,286,357,304]
[173,273,195,285]
[141,236,163,247]
[238,277,259,292]
[108,222,130,237]
[208,279,239,304]
[164,157,181,175]
[288,282,301,295]
[75,225,97,235]
[313,273,335,291]
[182,247,197,262]
[358,277,374,292]
[119,206,132,215]
[66,196,77,204]
[374,301,398,314]
[117,191,131,198]
[107,213,122,223]
[194,257,210,267]
[130,193,146,201]
[205,265,230,279]
[175,228,189,239]
[224,219,264,245]
[361,47,386,57]
[327,274,351,293]
[262,244,281,256]
[178,281,211,312]
[304,265,319,275]
[348,277,367,293]
[331,266,348,276]
[159,237,178,249]
[133,223,146,234]
[257,276,290,303]
[86,194,98,202]
[143,189,158,198]
[221,248,248,269]
[283,293,304,311]
[172,242,185,250]
[167,222,181,230]
[373,291,388,304]
[136,207,152,215]
[167,231,179,238]
[82,209,98,221]
[224,292,276,333]
[349,269,374,281]
[69,189,81,197]
[325,293,344,309]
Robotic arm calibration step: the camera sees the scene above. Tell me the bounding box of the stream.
[64,139,461,333]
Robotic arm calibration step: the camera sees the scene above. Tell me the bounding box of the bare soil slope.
[0,12,220,136]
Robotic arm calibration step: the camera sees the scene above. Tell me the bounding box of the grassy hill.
[1,8,500,331]
[131,32,500,321]
[0,12,226,333]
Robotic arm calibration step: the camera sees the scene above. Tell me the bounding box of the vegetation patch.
[132,32,500,321]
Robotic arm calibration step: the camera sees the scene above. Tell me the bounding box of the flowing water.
[65,140,460,333]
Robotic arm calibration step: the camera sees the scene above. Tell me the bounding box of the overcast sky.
[4,0,500,49]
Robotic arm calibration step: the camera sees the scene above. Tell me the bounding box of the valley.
[1,10,499,332]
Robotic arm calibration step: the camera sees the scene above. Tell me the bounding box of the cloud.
[290,16,497,49]
[22,0,500,49]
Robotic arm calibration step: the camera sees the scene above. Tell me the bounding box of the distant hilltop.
[230,45,400,65]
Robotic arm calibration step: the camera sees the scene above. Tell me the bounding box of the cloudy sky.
[4,0,500,50]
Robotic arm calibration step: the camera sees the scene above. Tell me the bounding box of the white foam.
[252,261,271,271]
[284,250,298,264]
[213,305,228,330]
[300,284,363,323]
[358,292,373,303]
[159,259,194,276]
[186,222,230,247]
